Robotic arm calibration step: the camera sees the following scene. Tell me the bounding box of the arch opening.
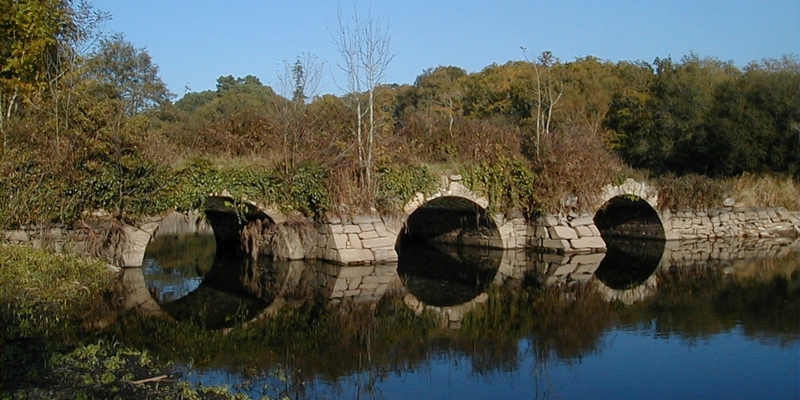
[592,195,666,293]
[397,196,501,307]
[593,195,665,240]
[593,237,664,291]
[400,196,501,248]
[204,196,275,252]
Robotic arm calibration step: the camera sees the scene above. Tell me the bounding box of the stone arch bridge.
[111,177,798,268]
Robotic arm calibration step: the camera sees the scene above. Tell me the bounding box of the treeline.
[158,52,800,176]
[2,0,798,227]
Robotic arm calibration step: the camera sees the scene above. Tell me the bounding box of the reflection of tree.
[630,255,800,343]
[115,251,798,395]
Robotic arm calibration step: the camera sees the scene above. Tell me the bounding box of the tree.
[333,7,395,194]
[606,54,740,174]
[1,0,65,155]
[275,53,324,181]
[522,49,564,160]
[85,33,172,117]
[414,66,466,140]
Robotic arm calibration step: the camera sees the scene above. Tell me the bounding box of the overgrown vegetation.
[0,246,112,341]
[656,173,799,210]
[2,1,797,230]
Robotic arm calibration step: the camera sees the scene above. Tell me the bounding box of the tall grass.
[0,246,114,340]
[730,173,799,210]
[657,173,799,211]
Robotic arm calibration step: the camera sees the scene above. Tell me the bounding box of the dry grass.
[729,173,799,210]
[533,127,627,213]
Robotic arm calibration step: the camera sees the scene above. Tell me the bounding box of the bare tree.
[522,48,564,160]
[275,53,324,181]
[332,7,395,193]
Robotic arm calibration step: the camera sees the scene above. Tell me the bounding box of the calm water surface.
[140,233,799,400]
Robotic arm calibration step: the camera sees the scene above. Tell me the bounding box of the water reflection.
[142,233,215,302]
[397,241,500,307]
[129,231,800,399]
[143,234,273,329]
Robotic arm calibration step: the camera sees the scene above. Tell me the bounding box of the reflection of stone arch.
[402,291,489,329]
[120,267,168,317]
[593,274,658,305]
[595,179,674,240]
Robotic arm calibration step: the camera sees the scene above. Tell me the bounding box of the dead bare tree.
[333,7,395,195]
[522,48,564,160]
[275,53,324,181]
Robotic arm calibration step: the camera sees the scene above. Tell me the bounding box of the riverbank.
[0,246,246,399]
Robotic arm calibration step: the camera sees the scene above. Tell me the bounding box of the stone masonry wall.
[315,214,405,264]
[528,213,607,254]
[1,218,159,267]
[664,206,800,240]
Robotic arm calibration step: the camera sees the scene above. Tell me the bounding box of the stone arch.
[204,196,279,249]
[594,179,672,240]
[401,175,517,249]
[118,193,287,268]
[402,196,502,248]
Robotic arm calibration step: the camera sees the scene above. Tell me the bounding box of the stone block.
[549,226,578,240]
[374,222,389,237]
[359,223,376,232]
[570,236,606,249]
[373,248,398,262]
[498,223,513,238]
[575,226,594,237]
[331,279,349,292]
[539,216,559,227]
[359,282,380,291]
[328,224,345,234]
[348,277,362,290]
[337,249,375,264]
[570,272,594,282]
[359,230,380,239]
[352,215,380,224]
[361,236,397,249]
[362,275,393,284]
[328,233,348,249]
[552,263,578,276]
[543,253,570,264]
[343,225,361,234]
[571,253,606,265]
[575,262,600,274]
[338,266,374,278]
[569,217,594,227]
[534,226,549,239]
[5,230,29,242]
[347,233,362,249]
[374,265,397,276]
[542,239,571,250]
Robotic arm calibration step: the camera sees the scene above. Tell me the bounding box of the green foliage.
[164,158,330,218]
[461,157,538,214]
[607,54,799,177]
[0,246,112,341]
[376,164,437,207]
[85,33,173,116]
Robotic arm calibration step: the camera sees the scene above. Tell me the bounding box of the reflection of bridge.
[115,228,799,331]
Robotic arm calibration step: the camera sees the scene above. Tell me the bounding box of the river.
[133,231,799,400]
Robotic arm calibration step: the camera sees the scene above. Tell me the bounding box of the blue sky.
[91,0,799,98]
